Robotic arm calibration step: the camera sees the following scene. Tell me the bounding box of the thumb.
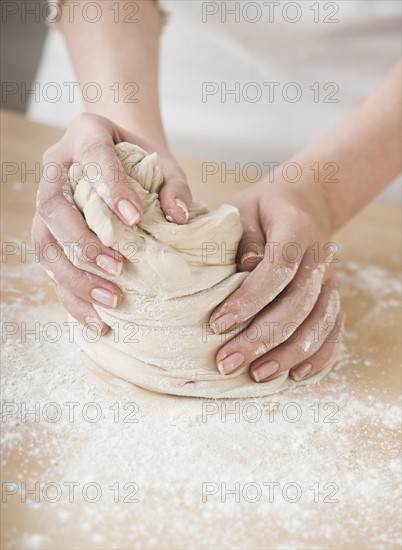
[236,210,265,272]
[158,158,192,225]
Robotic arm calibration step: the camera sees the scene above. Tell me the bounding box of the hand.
[32,112,192,333]
[210,176,344,383]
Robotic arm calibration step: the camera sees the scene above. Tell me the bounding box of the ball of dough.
[67,143,335,398]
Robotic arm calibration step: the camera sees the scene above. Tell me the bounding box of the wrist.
[294,176,335,236]
[86,105,169,151]
[258,161,335,235]
[281,154,339,234]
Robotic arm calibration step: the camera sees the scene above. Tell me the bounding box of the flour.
[1,257,400,549]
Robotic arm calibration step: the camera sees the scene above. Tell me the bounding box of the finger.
[34,217,122,310]
[236,206,265,272]
[289,312,345,382]
[210,212,313,333]
[37,160,124,277]
[55,285,109,336]
[158,157,192,225]
[74,129,144,225]
[215,248,327,375]
[249,279,340,382]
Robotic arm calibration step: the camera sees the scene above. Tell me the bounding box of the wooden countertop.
[1,110,401,549]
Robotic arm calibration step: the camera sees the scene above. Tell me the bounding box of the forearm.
[59,0,167,146]
[292,61,401,231]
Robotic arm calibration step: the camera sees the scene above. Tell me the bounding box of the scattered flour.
[1,259,401,549]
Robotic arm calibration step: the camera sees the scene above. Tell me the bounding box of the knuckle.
[253,256,272,278]
[252,340,270,360]
[284,204,313,235]
[71,231,100,261]
[243,322,272,356]
[74,230,89,251]
[79,138,107,158]
[279,202,299,222]
[65,269,85,293]
[42,145,58,164]
[296,210,313,233]
[171,172,188,188]
[108,180,127,204]
[73,112,98,128]
[159,159,187,185]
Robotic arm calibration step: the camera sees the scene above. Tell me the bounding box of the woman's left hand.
[210,174,344,383]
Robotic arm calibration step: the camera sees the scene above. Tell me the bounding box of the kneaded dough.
[67,143,336,398]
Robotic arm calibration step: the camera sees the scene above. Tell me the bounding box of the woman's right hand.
[32,112,192,333]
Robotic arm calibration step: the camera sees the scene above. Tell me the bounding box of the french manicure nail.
[240,251,264,266]
[211,312,236,334]
[96,254,123,276]
[292,363,313,381]
[175,198,189,220]
[84,316,104,334]
[253,360,280,382]
[118,199,140,225]
[217,352,245,375]
[91,288,118,308]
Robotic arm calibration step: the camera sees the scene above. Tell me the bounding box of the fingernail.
[96,254,123,277]
[240,252,264,266]
[253,360,280,382]
[210,312,236,334]
[118,199,140,225]
[175,198,189,220]
[217,352,245,375]
[291,362,313,381]
[91,288,118,308]
[84,316,105,334]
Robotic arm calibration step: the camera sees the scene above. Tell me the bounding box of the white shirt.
[29,0,401,202]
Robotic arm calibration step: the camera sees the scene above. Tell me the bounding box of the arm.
[59,0,167,144]
[33,0,191,332]
[291,60,401,231]
[211,61,401,383]
[58,0,190,216]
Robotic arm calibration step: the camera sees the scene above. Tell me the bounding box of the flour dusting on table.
[1,260,401,549]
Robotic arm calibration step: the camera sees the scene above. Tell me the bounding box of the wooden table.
[1,110,401,549]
